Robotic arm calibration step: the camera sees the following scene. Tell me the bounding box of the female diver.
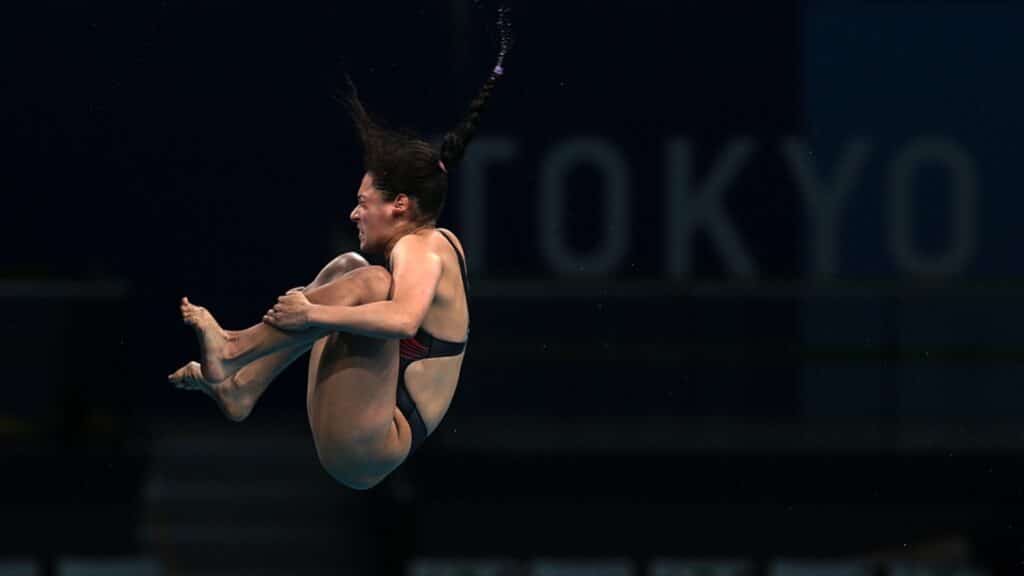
[168,8,512,490]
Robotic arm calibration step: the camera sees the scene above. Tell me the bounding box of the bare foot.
[168,361,257,422]
[179,296,234,382]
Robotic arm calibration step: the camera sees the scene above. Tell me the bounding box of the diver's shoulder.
[433,227,465,255]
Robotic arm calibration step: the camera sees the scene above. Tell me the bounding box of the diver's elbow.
[398,317,419,340]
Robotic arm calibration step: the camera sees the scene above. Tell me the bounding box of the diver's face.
[350,172,391,253]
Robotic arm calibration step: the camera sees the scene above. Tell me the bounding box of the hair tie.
[438,160,448,174]
[493,64,504,77]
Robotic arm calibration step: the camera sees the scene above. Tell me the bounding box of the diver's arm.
[310,235,441,339]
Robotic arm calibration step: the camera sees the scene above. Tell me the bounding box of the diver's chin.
[358,238,379,254]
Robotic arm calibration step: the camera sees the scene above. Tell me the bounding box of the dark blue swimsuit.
[389,230,469,456]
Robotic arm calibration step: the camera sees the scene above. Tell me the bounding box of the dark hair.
[343,7,513,225]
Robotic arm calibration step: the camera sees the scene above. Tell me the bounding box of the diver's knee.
[336,251,369,271]
[321,252,369,284]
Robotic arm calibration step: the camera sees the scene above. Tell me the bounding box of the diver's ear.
[392,193,411,215]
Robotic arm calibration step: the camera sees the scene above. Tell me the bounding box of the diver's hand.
[264,287,316,331]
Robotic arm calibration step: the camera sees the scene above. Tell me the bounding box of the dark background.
[3,0,1023,575]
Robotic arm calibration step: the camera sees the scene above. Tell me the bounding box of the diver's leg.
[227,253,370,393]
[303,266,406,491]
[179,263,392,384]
[170,252,370,421]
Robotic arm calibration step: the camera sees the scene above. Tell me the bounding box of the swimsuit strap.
[437,229,470,301]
